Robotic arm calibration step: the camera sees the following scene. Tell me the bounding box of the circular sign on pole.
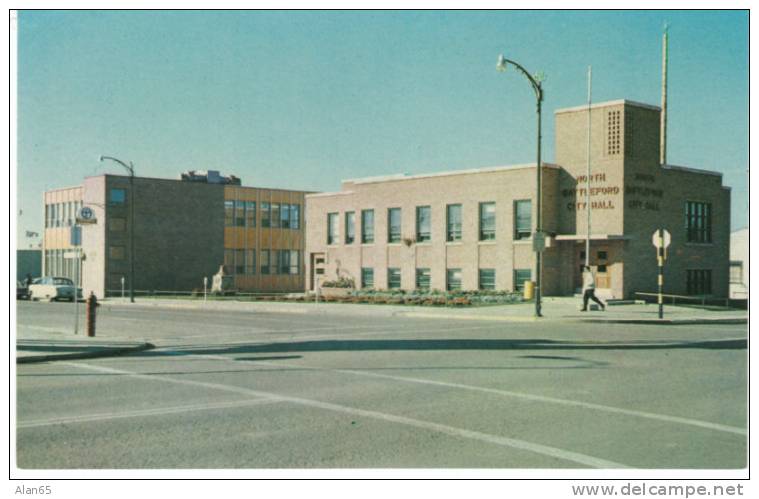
[652,229,671,249]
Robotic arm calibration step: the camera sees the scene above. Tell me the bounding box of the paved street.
[16,301,747,469]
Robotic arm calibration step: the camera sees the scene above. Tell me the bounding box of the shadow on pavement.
[143,337,747,356]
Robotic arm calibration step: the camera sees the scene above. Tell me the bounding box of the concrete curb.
[579,318,748,326]
[17,342,155,364]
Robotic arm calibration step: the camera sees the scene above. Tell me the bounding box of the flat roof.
[662,163,723,178]
[342,163,561,186]
[555,99,661,115]
[80,173,314,194]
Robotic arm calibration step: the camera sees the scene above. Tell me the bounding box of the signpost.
[203,276,208,303]
[72,207,96,335]
[64,249,80,334]
[652,228,672,319]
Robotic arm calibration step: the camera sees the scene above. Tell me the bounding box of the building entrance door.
[575,245,611,291]
[310,253,326,291]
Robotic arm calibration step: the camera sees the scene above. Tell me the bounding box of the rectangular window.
[479,202,496,241]
[327,213,339,245]
[514,200,532,240]
[246,249,256,274]
[446,204,462,242]
[260,249,270,274]
[479,269,496,290]
[446,269,462,291]
[388,208,402,243]
[270,203,281,228]
[109,188,127,205]
[224,200,235,226]
[388,268,401,289]
[235,249,245,274]
[289,250,300,275]
[345,211,356,244]
[416,206,431,242]
[290,204,300,230]
[277,250,290,274]
[261,202,271,228]
[361,268,374,289]
[416,268,431,290]
[686,269,713,295]
[597,250,608,260]
[514,269,532,292]
[224,249,235,274]
[235,201,246,227]
[109,245,126,260]
[281,203,290,229]
[44,205,50,228]
[245,201,256,227]
[730,262,743,284]
[685,201,712,243]
[109,217,126,232]
[361,209,374,243]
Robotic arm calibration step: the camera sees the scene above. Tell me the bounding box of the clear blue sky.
[16,10,748,246]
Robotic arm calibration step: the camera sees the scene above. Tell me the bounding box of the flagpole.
[585,65,592,268]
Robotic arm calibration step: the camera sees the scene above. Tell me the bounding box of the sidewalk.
[99,296,748,325]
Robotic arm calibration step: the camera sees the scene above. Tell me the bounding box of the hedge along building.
[42,171,310,298]
[305,99,731,299]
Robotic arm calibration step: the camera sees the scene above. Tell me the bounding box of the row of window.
[224,201,301,229]
[327,201,532,245]
[358,267,532,291]
[44,201,84,228]
[43,249,82,283]
[223,249,301,275]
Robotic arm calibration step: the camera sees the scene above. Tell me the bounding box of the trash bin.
[523,281,535,300]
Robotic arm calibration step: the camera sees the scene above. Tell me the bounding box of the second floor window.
[260,249,270,274]
[479,202,496,241]
[447,204,462,242]
[261,203,271,227]
[515,200,532,240]
[685,201,712,243]
[362,209,374,243]
[388,208,402,243]
[327,213,339,244]
[416,206,431,242]
[345,212,356,244]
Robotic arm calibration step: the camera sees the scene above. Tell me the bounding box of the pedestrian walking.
[580,265,605,311]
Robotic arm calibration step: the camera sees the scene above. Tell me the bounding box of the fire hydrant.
[86,292,98,337]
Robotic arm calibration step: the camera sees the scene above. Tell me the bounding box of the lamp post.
[496,54,545,317]
[99,155,135,303]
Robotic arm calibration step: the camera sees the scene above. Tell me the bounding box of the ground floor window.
[479,269,496,290]
[246,250,256,275]
[388,268,401,289]
[235,249,245,274]
[361,268,374,289]
[260,250,270,274]
[686,269,712,295]
[446,268,462,291]
[514,269,531,292]
[730,261,743,284]
[416,268,431,290]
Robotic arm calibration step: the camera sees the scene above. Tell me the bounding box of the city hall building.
[43,171,310,298]
[305,100,731,299]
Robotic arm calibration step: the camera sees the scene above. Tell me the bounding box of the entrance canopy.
[554,234,630,241]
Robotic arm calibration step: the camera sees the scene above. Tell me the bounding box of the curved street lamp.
[496,54,545,318]
[99,155,135,303]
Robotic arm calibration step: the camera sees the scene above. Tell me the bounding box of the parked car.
[28,276,83,302]
[17,280,29,300]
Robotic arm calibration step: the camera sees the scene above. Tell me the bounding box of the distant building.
[306,100,731,299]
[730,228,748,300]
[43,172,310,298]
[16,249,41,282]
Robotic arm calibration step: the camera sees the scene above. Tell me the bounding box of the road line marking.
[61,361,629,468]
[182,352,746,437]
[18,398,280,428]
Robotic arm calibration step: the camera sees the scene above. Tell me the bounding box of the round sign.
[78,206,94,220]
[652,229,671,249]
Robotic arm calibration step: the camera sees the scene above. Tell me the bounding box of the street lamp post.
[99,155,135,303]
[496,54,545,317]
